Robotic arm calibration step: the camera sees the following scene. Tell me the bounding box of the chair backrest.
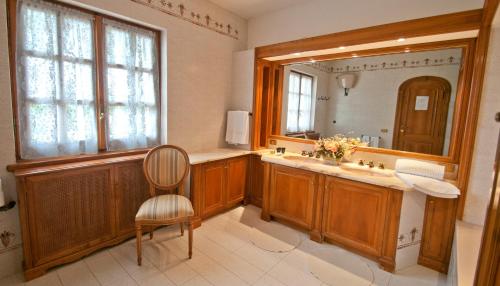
[143,145,190,196]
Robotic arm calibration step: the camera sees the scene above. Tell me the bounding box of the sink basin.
[339,163,394,177]
[282,155,321,164]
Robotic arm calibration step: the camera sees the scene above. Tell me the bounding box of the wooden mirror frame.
[251,6,498,219]
[264,38,476,164]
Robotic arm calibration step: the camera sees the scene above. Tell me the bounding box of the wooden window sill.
[6,148,151,173]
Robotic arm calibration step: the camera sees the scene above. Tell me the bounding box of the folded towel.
[395,159,445,180]
[361,135,370,144]
[225,111,249,145]
[396,173,460,199]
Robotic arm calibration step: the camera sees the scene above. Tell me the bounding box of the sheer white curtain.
[286,71,314,132]
[16,0,98,159]
[103,19,160,151]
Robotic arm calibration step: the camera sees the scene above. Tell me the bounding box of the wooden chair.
[135,145,194,266]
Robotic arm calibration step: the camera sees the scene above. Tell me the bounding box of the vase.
[322,156,342,166]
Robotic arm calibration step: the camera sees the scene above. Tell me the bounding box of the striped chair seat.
[136,194,194,221]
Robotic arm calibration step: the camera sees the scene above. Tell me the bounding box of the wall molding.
[301,55,462,74]
[131,0,240,39]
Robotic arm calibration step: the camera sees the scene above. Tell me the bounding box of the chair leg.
[180,222,184,236]
[188,222,193,259]
[136,225,142,266]
[149,226,154,240]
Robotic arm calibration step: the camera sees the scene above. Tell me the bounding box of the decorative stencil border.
[301,56,461,74]
[131,0,240,39]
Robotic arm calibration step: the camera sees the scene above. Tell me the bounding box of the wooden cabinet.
[191,155,249,222]
[261,163,402,272]
[25,166,115,267]
[226,156,248,205]
[249,154,264,207]
[14,155,150,280]
[201,160,227,217]
[268,164,317,229]
[418,196,457,273]
[322,177,392,258]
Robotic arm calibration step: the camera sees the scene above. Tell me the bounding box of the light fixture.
[338,46,346,50]
[310,59,316,63]
[293,52,302,56]
[336,73,356,96]
[404,48,411,53]
[352,54,358,58]
[397,38,406,42]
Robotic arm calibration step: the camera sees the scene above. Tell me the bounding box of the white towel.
[225,111,249,145]
[395,159,445,180]
[361,135,370,144]
[396,173,460,199]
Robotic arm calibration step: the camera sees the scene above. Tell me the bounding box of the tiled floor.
[0,205,450,286]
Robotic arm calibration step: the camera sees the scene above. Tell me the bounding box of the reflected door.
[393,76,451,155]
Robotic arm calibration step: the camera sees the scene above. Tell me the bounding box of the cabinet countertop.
[189,148,271,165]
[261,153,411,192]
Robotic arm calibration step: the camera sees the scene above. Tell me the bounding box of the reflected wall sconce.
[336,73,356,96]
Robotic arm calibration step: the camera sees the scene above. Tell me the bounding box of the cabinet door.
[323,177,389,257]
[418,196,457,273]
[226,156,248,205]
[25,166,115,266]
[115,161,150,235]
[269,165,316,229]
[202,160,227,218]
[249,155,264,207]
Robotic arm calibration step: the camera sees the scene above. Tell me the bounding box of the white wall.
[325,49,461,154]
[0,0,247,278]
[247,0,483,48]
[463,8,500,225]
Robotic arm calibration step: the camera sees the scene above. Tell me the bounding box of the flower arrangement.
[314,135,364,163]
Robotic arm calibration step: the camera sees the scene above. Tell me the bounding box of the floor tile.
[252,275,287,286]
[25,272,61,286]
[193,234,264,284]
[185,251,247,286]
[57,261,99,286]
[84,251,137,286]
[181,275,213,286]
[0,273,25,286]
[6,206,451,286]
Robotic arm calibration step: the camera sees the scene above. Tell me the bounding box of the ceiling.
[264,30,479,62]
[208,0,308,19]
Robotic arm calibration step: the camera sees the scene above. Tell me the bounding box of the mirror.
[279,48,463,156]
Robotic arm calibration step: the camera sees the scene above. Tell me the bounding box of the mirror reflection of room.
[281,48,462,156]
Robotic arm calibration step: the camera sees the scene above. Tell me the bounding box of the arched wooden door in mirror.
[393,76,452,156]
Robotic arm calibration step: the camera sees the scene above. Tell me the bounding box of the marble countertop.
[261,153,411,192]
[188,148,271,165]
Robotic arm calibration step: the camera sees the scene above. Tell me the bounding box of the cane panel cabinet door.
[24,166,115,266]
[115,160,150,235]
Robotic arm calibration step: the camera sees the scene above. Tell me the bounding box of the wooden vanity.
[261,162,402,272]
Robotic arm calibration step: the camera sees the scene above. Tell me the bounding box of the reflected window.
[286,71,315,132]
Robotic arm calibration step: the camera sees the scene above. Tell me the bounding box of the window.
[12,0,160,159]
[286,71,315,132]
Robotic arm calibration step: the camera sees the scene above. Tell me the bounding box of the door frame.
[392,76,452,155]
